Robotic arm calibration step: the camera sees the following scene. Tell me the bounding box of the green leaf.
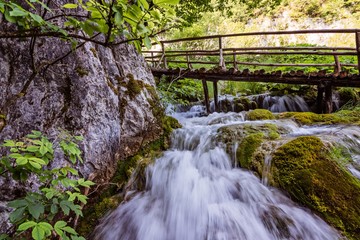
[63,3,78,9]
[114,11,123,27]
[136,23,150,35]
[71,236,86,240]
[9,8,29,17]
[29,13,43,24]
[26,146,39,152]
[28,203,44,219]
[8,199,27,208]
[59,201,70,215]
[138,0,149,10]
[0,234,10,240]
[9,207,26,223]
[62,226,77,235]
[54,220,67,229]
[4,10,17,23]
[18,221,37,231]
[153,0,180,5]
[150,9,161,21]
[39,145,47,155]
[32,225,45,240]
[29,157,46,165]
[2,140,16,147]
[144,35,152,49]
[38,222,53,236]
[77,195,87,204]
[51,204,58,214]
[16,157,28,165]
[9,153,23,159]
[29,161,41,169]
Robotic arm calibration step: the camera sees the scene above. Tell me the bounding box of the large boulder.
[0,8,163,229]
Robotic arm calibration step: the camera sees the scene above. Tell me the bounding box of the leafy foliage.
[0,0,181,50]
[157,77,203,106]
[0,131,94,240]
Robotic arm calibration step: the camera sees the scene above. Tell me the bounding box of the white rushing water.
[93,110,347,240]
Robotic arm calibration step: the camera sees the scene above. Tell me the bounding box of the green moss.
[237,133,264,168]
[126,78,142,99]
[272,136,360,239]
[278,108,360,125]
[338,88,359,104]
[247,109,275,120]
[89,47,98,57]
[163,115,182,137]
[217,122,284,177]
[75,66,89,77]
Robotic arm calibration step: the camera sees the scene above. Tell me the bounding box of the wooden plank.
[202,80,210,114]
[213,80,219,112]
[161,29,360,44]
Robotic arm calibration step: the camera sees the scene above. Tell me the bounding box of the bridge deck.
[152,67,360,87]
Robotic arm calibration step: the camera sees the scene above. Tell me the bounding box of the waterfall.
[93,111,343,240]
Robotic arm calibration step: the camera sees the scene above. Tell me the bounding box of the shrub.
[0,131,94,240]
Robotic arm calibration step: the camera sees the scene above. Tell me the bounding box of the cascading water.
[93,111,345,240]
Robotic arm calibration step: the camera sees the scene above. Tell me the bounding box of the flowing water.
[91,107,360,240]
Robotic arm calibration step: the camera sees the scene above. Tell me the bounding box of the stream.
[93,101,360,239]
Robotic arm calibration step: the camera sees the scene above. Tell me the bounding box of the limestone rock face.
[0,29,161,193]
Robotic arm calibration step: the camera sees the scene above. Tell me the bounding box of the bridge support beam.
[213,80,219,112]
[202,80,210,114]
[324,83,333,114]
[316,84,325,114]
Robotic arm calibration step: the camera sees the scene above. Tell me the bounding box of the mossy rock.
[272,136,360,239]
[246,109,275,121]
[217,122,285,176]
[278,109,360,125]
[237,133,264,168]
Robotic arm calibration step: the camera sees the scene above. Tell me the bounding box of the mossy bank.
[77,115,181,237]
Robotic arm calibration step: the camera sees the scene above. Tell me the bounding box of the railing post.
[161,42,167,69]
[219,37,225,69]
[186,52,191,69]
[333,50,341,74]
[356,32,360,75]
[151,52,155,68]
[233,50,237,70]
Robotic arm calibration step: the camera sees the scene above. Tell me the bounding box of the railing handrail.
[160,28,360,44]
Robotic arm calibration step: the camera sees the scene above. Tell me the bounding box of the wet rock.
[272,136,360,239]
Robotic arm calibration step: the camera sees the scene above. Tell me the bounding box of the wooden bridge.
[144,29,360,113]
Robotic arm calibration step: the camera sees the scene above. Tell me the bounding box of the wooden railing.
[144,29,360,74]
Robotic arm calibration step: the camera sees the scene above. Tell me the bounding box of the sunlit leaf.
[62,3,78,9]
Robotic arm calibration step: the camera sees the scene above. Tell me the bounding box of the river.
[91,103,360,240]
